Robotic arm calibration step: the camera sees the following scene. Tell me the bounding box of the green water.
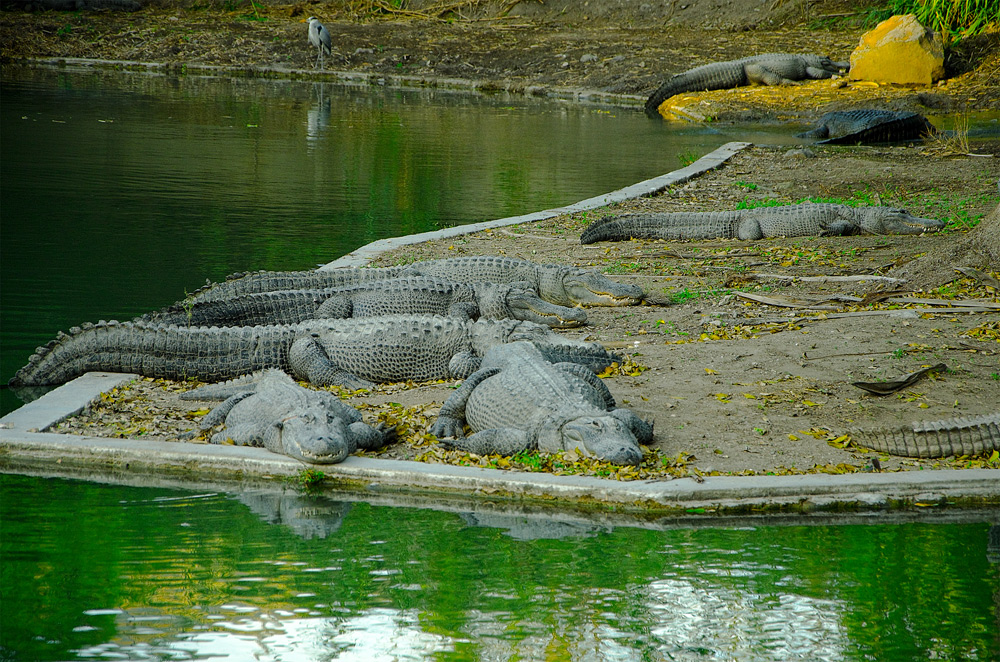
[1,473,997,661]
[0,67,756,414]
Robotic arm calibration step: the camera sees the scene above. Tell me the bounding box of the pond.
[0,67,781,414]
[1,473,998,661]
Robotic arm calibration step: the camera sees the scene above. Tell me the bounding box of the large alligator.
[644,53,848,118]
[850,413,999,458]
[186,256,644,307]
[797,109,936,145]
[9,315,618,391]
[580,203,945,243]
[429,342,653,466]
[146,277,588,329]
[182,369,397,464]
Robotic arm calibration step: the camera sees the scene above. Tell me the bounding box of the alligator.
[579,203,945,243]
[645,53,848,118]
[849,412,999,458]
[145,276,588,329]
[9,315,618,391]
[186,256,644,307]
[428,342,653,466]
[797,110,936,145]
[181,369,396,464]
[10,0,142,10]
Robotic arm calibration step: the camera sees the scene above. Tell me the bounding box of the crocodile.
[182,369,396,464]
[645,53,848,118]
[580,203,945,243]
[797,110,936,145]
[146,277,588,329]
[428,342,653,466]
[849,412,999,458]
[186,256,644,307]
[9,315,618,391]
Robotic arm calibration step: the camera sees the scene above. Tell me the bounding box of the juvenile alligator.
[849,412,999,458]
[429,342,653,466]
[580,204,944,243]
[645,53,848,118]
[9,315,618,390]
[797,109,936,145]
[182,369,396,464]
[146,277,588,329]
[186,256,644,307]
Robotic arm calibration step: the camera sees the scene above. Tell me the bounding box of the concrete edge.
[7,57,646,107]
[322,141,752,269]
[3,393,998,515]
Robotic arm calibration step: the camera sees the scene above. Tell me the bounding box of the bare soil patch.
[53,145,1000,479]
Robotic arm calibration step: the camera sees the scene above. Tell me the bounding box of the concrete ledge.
[319,142,753,271]
[11,58,646,107]
[2,427,998,514]
[323,141,751,268]
[1,372,136,432]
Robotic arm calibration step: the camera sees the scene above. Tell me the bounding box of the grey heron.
[307,16,332,70]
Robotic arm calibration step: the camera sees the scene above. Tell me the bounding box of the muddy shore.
[2,0,999,120]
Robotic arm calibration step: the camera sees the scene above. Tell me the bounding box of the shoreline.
[2,143,998,515]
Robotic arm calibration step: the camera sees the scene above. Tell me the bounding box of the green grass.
[865,0,998,42]
[677,150,700,167]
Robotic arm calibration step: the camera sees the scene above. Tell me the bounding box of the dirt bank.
[51,144,1000,480]
[2,0,999,120]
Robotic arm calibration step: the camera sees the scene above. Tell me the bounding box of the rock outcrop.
[849,14,945,86]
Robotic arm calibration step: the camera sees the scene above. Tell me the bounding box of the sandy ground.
[5,0,999,478]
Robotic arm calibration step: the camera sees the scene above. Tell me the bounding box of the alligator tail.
[8,321,302,387]
[850,413,1000,458]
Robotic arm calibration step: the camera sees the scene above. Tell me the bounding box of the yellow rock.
[849,14,945,86]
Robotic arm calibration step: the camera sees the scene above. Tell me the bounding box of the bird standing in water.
[307,16,332,70]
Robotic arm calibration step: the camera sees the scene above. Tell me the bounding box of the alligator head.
[858,208,945,235]
[274,412,352,464]
[805,54,850,74]
[538,414,644,466]
[537,265,644,307]
[495,281,588,328]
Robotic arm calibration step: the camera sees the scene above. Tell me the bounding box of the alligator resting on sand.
[9,315,619,391]
[185,256,644,308]
[146,277,588,329]
[580,203,945,243]
[850,412,999,458]
[181,369,397,463]
[645,53,848,118]
[797,109,936,145]
[429,342,653,466]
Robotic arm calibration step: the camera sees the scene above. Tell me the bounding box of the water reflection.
[2,474,996,661]
[305,83,332,148]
